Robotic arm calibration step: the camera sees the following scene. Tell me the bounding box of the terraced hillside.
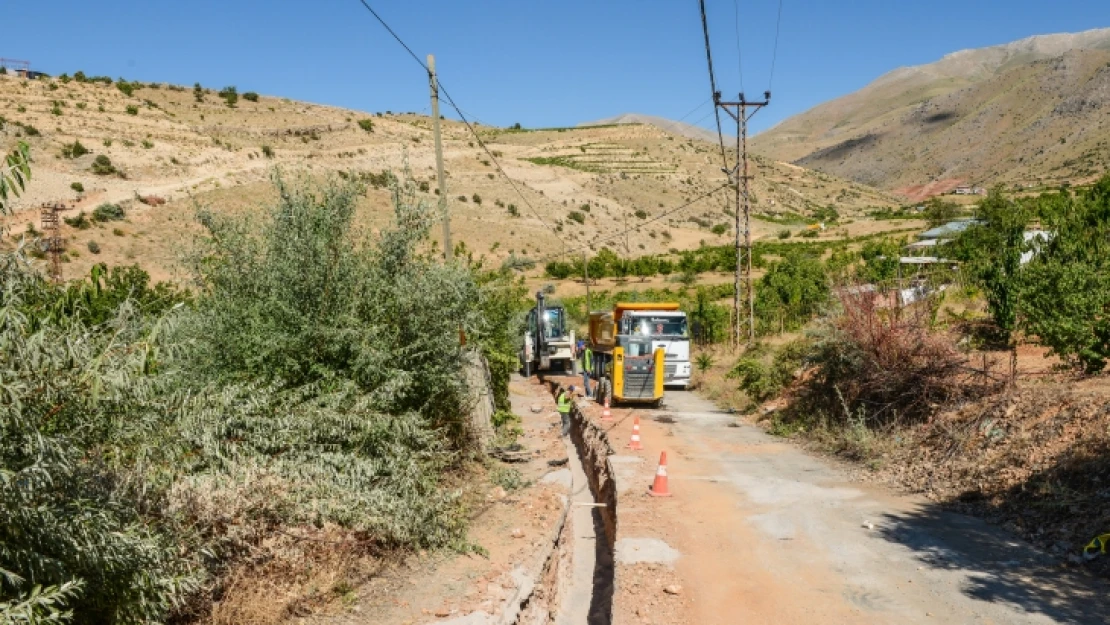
[0,72,899,282]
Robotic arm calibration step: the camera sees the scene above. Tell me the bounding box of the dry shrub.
[798,290,992,427]
[209,530,378,625]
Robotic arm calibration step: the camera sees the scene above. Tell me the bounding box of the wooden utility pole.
[583,252,592,313]
[716,91,770,346]
[428,54,450,259]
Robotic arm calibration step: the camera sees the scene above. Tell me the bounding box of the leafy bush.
[777,229,791,239]
[694,352,715,373]
[90,155,116,175]
[812,205,840,224]
[116,80,136,97]
[0,259,196,623]
[61,140,89,159]
[729,341,809,403]
[358,119,374,132]
[63,211,91,229]
[92,203,125,222]
[70,181,84,193]
[193,82,204,102]
[711,223,728,236]
[507,204,519,217]
[545,261,573,279]
[567,210,585,224]
[185,173,485,444]
[0,171,525,622]
[472,193,482,205]
[218,86,237,107]
[242,91,259,102]
[141,140,153,149]
[125,105,139,116]
[87,240,100,254]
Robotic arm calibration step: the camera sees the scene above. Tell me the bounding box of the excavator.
[520,292,575,377]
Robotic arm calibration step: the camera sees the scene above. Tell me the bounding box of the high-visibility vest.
[584,347,593,371]
[557,391,572,412]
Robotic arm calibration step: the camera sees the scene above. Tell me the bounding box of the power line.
[698,0,730,173]
[435,83,559,238]
[768,0,784,91]
[354,0,560,241]
[535,183,731,264]
[688,107,719,129]
[675,96,714,124]
[356,0,428,72]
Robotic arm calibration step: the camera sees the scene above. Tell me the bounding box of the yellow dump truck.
[586,303,668,406]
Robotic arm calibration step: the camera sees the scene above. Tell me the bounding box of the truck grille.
[664,364,677,380]
[623,372,655,399]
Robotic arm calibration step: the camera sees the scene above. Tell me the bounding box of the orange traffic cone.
[648,451,672,497]
[601,399,613,421]
[628,415,644,450]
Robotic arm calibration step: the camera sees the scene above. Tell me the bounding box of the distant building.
[953,185,985,195]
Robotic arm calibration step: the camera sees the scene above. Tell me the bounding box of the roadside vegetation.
[708,177,1110,573]
[0,147,524,623]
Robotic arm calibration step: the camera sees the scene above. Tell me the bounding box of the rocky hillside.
[0,72,897,282]
[752,29,1110,199]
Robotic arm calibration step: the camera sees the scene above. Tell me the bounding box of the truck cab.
[617,305,691,389]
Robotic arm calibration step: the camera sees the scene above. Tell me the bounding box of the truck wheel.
[598,378,613,407]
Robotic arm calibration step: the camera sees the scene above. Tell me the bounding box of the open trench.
[519,381,617,624]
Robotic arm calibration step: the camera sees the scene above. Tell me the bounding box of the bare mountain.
[581,113,720,144]
[752,28,1110,199]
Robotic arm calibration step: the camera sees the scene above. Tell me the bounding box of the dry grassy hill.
[752,29,1110,200]
[0,72,899,282]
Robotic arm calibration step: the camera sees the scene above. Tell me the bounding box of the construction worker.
[557,385,575,437]
[581,342,593,398]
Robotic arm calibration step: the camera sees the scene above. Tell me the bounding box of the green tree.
[755,252,829,334]
[857,238,902,285]
[923,197,960,227]
[545,261,573,280]
[1020,179,1110,371]
[952,188,1030,339]
[632,256,658,282]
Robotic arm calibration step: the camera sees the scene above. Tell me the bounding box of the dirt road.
[608,390,1107,625]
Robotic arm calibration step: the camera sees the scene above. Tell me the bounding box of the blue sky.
[3,1,1108,134]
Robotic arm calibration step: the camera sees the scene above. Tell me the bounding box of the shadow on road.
[875,504,1108,625]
